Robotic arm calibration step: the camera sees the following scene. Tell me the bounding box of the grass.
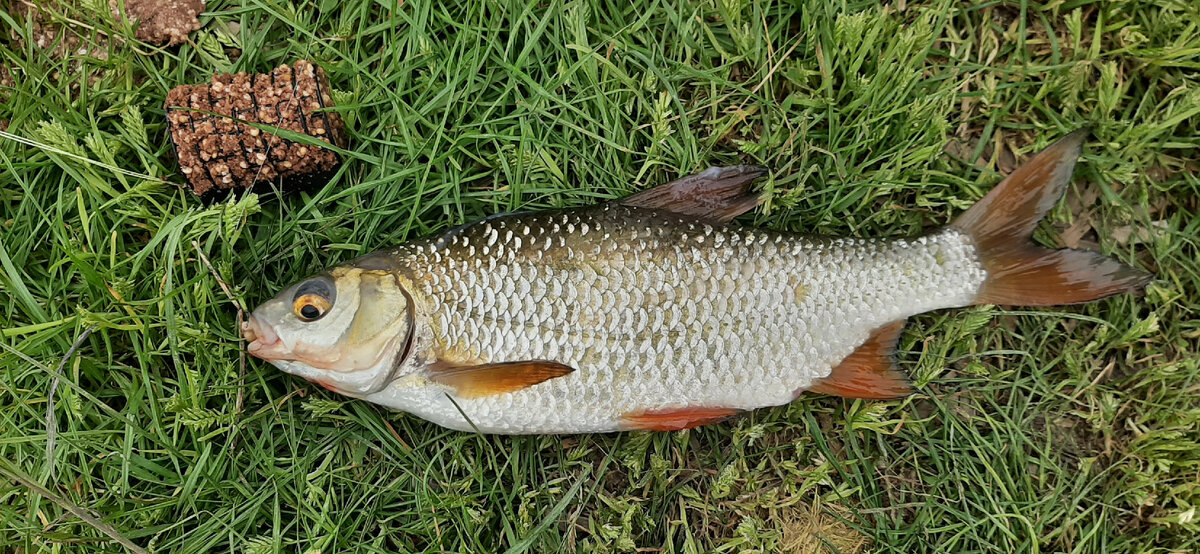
[1,0,1198,552]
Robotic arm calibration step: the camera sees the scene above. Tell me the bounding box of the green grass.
[2,0,1198,552]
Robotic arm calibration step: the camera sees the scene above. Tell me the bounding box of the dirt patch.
[6,0,202,50]
[5,1,93,58]
[111,0,205,46]
[165,60,347,197]
[942,127,1040,174]
[1,64,10,131]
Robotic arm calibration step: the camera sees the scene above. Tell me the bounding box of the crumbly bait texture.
[362,204,989,433]
[165,60,346,197]
[112,0,205,46]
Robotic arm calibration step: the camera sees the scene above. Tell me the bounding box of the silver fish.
[242,130,1150,434]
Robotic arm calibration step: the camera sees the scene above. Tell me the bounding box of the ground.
[1,0,1197,552]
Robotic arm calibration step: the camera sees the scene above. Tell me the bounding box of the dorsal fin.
[428,360,575,399]
[620,165,768,223]
[807,321,913,399]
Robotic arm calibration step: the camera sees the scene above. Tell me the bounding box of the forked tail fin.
[951,129,1152,306]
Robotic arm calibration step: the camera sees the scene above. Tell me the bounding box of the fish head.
[242,266,414,396]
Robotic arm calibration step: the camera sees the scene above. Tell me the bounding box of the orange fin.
[951,129,1152,305]
[621,165,767,223]
[621,406,742,431]
[808,321,913,399]
[429,360,574,399]
[304,377,341,393]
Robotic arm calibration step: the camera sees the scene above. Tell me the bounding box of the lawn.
[1,0,1197,552]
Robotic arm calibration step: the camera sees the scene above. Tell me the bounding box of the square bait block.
[165,60,346,198]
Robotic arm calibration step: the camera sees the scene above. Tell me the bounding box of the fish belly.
[368,206,988,433]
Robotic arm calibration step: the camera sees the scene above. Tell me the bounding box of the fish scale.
[364,204,987,433]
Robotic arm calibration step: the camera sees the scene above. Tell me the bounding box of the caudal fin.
[951,129,1152,306]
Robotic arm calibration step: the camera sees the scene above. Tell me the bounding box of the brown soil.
[6,0,201,49]
[165,60,347,197]
[111,0,205,46]
[1,62,10,132]
[5,1,89,58]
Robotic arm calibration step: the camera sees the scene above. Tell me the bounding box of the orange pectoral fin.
[302,376,340,393]
[428,360,575,399]
[807,321,914,399]
[621,407,742,431]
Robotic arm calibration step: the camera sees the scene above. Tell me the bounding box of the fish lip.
[242,314,281,359]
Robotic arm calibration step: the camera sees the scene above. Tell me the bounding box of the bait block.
[165,60,346,198]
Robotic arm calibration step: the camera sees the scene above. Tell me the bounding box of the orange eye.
[293,294,332,322]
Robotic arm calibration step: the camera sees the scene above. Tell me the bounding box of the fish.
[241,130,1152,434]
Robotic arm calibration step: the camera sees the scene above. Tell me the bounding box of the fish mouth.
[242,314,283,359]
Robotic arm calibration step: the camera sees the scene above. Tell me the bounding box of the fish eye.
[291,277,336,322]
[293,294,331,321]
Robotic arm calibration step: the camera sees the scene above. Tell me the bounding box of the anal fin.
[807,321,913,399]
[620,165,768,223]
[429,360,574,399]
[621,407,742,431]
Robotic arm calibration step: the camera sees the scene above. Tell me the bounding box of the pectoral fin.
[428,360,575,399]
[621,165,768,223]
[807,321,913,399]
